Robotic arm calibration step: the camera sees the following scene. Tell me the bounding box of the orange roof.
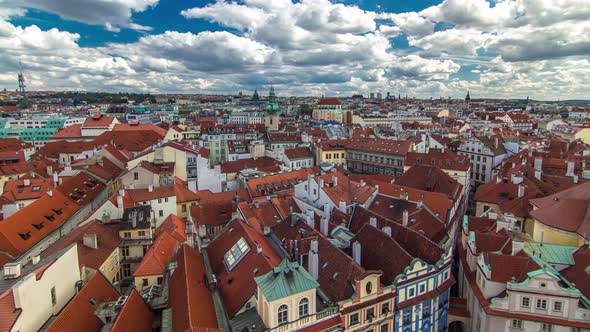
[56,173,106,206]
[126,185,176,203]
[168,245,219,331]
[346,138,413,156]
[317,172,377,205]
[0,191,80,258]
[112,123,166,138]
[40,220,121,272]
[82,115,116,128]
[134,231,179,277]
[220,157,280,174]
[45,272,119,332]
[156,214,186,242]
[0,290,21,332]
[1,178,54,203]
[0,138,33,151]
[110,290,154,332]
[246,168,314,198]
[51,124,82,139]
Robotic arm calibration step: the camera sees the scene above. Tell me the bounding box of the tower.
[465,91,471,101]
[17,61,26,102]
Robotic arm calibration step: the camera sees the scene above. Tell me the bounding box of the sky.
[0,0,589,99]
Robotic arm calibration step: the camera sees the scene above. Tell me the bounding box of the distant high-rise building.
[386,92,390,99]
[369,92,375,99]
[377,92,382,100]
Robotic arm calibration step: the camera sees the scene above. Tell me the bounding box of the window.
[123,232,131,238]
[142,279,148,286]
[182,204,187,213]
[32,186,41,192]
[157,277,163,285]
[380,324,388,332]
[553,301,562,312]
[366,307,375,321]
[143,244,149,255]
[349,313,359,326]
[536,299,547,310]
[409,288,415,297]
[403,310,411,325]
[138,231,146,237]
[511,319,523,329]
[299,298,309,317]
[159,210,164,217]
[122,264,131,277]
[134,172,139,180]
[542,323,553,332]
[278,304,288,325]
[419,284,425,294]
[423,303,430,317]
[381,302,389,315]
[164,197,168,202]
[522,297,530,308]
[224,238,250,270]
[121,246,129,257]
[158,198,162,203]
[51,286,57,306]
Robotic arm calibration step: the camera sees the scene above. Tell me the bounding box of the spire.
[268,85,276,103]
[465,91,471,101]
[253,89,259,100]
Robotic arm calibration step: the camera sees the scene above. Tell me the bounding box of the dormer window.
[33,222,44,230]
[224,237,250,270]
[45,215,56,222]
[19,232,31,240]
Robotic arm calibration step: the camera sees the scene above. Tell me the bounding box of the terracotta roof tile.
[82,114,116,128]
[56,172,106,206]
[284,147,313,160]
[1,178,54,203]
[345,138,413,156]
[156,214,186,242]
[45,272,119,332]
[168,245,219,331]
[110,290,154,332]
[220,157,280,174]
[134,231,179,277]
[405,149,471,171]
[0,290,20,332]
[396,165,463,201]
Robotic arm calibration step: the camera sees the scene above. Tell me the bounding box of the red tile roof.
[266,132,302,143]
[112,123,166,138]
[317,172,377,205]
[82,114,116,128]
[94,130,163,153]
[396,165,463,201]
[126,185,176,203]
[156,214,186,242]
[134,231,179,277]
[246,168,314,198]
[562,246,590,299]
[45,272,119,332]
[317,98,342,106]
[51,124,82,139]
[34,141,97,160]
[206,220,280,316]
[55,172,106,206]
[345,138,413,156]
[0,290,20,332]
[0,138,33,151]
[1,178,54,203]
[0,190,80,260]
[168,245,219,331]
[40,220,120,272]
[529,181,590,238]
[110,290,154,332]
[191,200,236,227]
[284,147,313,160]
[487,251,540,283]
[405,149,471,171]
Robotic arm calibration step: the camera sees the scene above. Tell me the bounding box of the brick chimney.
[402,210,409,226]
[352,241,361,265]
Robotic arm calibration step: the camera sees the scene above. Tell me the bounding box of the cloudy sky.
[1,0,589,99]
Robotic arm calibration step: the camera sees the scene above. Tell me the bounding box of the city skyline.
[1,0,589,99]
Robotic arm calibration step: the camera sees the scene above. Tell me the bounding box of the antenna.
[17,60,28,107]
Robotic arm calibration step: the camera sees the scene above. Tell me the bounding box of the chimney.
[323,203,331,220]
[402,210,409,226]
[534,170,542,180]
[148,184,153,192]
[307,175,313,196]
[256,243,262,254]
[338,200,346,212]
[566,160,575,177]
[254,201,259,209]
[306,209,314,220]
[53,172,59,187]
[332,175,338,187]
[116,195,124,216]
[308,239,319,280]
[382,226,392,236]
[3,262,21,279]
[23,178,30,187]
[494,137,499,149]
[188,180,197,192]
[305,214,313,228]
[496,176,502,184]
[47,190,53,197]
[369,216,377,227]
[352,241,361,265]
[32,255,41,264]
[320,217,329,236]
[534,157,543,172]
[131,214,137,228]
[574,174,579,184]
[83,233,98,249]
[400,191,409,201]
[518,184,525,198]
[512,240,524,256]
[46,165,53,175]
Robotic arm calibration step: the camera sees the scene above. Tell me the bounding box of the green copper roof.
[524,242,577,266]
[255,259,319,302]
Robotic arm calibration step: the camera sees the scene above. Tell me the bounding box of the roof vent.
[3,263,21,279]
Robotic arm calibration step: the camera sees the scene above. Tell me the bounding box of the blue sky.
[1,0,589,99]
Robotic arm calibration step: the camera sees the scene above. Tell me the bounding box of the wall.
[10,245,80,332]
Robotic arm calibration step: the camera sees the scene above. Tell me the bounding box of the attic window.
[224,237,250,271]
[19,232,31,240]
[52,208,63,215]
[32,222,44,230]
[45,215,56,222]
[322,262,329,269]
[32,186,41,192]
[89,298,96,305]
[332,272,339,280]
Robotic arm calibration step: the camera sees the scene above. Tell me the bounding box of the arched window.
[278,304,288,325]
[299,298,309,317]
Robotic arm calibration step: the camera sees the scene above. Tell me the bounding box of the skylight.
[224,237,250,271]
